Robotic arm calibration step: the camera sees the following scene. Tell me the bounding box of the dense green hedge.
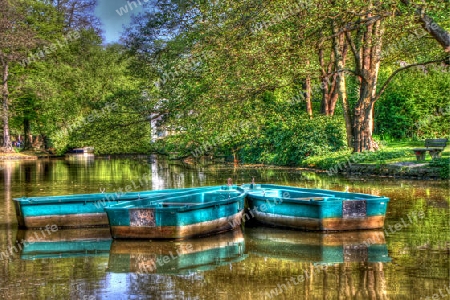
[375,67,450,140]
[239,116,347,165]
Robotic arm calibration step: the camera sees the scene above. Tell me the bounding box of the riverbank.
[337,162,443,179]
[300,141,449,180]
[2,143,448,180]
[223,161,445,180]
[0,150,58,160]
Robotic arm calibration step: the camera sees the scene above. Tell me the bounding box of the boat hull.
[17,213,109,229]
[252,211,385,231]
[14,186,223,229]
[106,189,246,239]
[110,211,243,239]
[245,184,389,231]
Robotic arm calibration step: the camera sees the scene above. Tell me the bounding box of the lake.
[0,155,448,299]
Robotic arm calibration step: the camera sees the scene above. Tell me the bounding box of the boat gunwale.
[105,193,246,213]
[246,193,389,205]
[13,185,234,205]
[244,184,390,203]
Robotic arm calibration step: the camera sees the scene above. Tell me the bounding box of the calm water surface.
[0,156,448,299]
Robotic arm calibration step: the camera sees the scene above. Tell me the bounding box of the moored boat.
[242,184,389,231]
[105,186,246,239]
[71,146,94,154]
[13,186,223,229]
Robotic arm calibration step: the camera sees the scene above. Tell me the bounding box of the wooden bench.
[412,138,448,161]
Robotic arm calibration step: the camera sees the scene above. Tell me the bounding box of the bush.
[429,158,450,179]
[239,116,347,165]
[375,68,450,140]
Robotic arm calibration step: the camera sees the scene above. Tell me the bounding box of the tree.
[340,0,449,151]
[50,0,101,33]
[122,0,449,159]
[0,0,38,150]
[7,0,103,151]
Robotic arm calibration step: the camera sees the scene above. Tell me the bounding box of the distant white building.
[150,114,170,142]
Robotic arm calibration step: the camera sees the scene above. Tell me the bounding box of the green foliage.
[375,66,450,140]
[429,158,450,179]
[9,28,152,155]
[301,149,353,169]
[239,116,347,165]
[4,0,450,160]
[302,144,414,169]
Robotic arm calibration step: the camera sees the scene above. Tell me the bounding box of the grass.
[376,141,449,163]
[0,148,55,158]
[302,141,450,169]
[0,152,34,158]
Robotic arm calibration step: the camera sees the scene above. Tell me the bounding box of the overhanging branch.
[400,0,450,53]
[374,58,448,102]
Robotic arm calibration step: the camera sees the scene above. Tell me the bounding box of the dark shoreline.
[0,152,444,180]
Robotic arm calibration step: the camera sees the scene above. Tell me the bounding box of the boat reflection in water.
[247,227,390,299]
[247,227,390,264]
[64,152,95,165]
[17,228,112,260]
[108,228,246,275]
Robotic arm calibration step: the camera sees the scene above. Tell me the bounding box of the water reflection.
[17,228,112,260]
[246,227,390,264]
[64,153,95,167]
[108,228,246,275]
[0,156,448,299]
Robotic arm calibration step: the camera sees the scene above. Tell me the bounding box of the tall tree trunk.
[341,83,352,147]
[328,75,338,116]
[318,48,330,115]
[319,40,338,116]
[303,74,313,118]
[353,92,374,152]
[2,61,11,151]
[24,118,32,149]
[347,16,383,152]
[333,25,352,147]
[232,148,238,165]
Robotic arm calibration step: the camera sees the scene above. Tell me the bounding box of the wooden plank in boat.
[161,202,201,206]
[290,197,325,201]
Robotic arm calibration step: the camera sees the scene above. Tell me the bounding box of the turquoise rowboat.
[108,228,246,274]
[242,184,389,231]
[104,186,246,239]
[13,186,223,229]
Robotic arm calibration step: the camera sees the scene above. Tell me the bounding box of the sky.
[95,0,145,43]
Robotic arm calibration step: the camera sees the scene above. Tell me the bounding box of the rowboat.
[70,146,94,154]
[104,186,245,239]
[17,228,112,260]
[246,227,390,264]
[241,184,389,231]
[13,186,223,229]
[108,228,246,274]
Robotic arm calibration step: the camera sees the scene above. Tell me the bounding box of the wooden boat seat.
[161,202,201,207]
[291,197,325,201]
